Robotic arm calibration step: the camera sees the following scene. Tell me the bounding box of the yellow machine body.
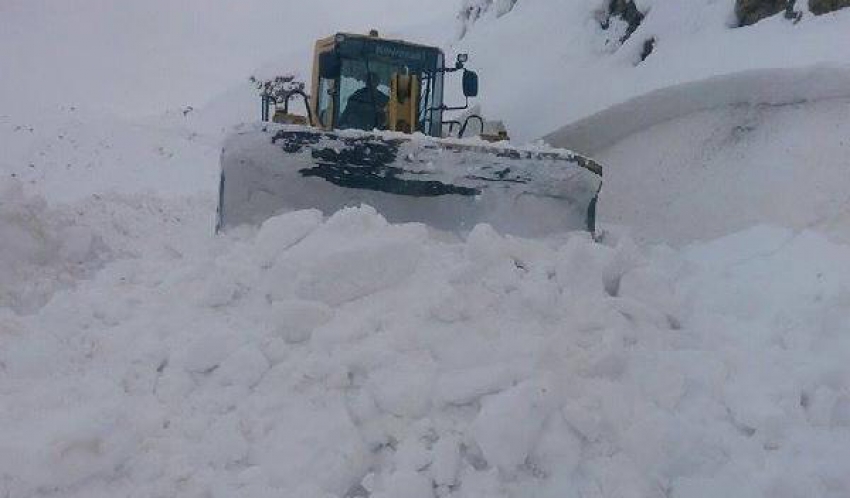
[388,74,420,134]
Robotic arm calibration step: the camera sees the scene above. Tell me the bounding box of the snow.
[0,178,108,313]
[3,204,850,496]
[1,109,220,204]
[3,0,850,497]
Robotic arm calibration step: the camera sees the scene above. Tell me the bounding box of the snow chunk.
[252,209,323,267]
[253,397,369,495]
[373,470,433,498]
[471,380,554,472]
[178,326,244,374]
[213,344,269,387]
[367,358,437,418]
[267,299,333,344]
[528,411,582,477]
[432,434,462,487]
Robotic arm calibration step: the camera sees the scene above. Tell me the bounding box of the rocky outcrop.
[606,0,645,43]
[640,37,656,61]
[735,0,794,26]
[458,0,519,38]
[597,0,652,63]
[735,0,850,25]
[809,0,850,14]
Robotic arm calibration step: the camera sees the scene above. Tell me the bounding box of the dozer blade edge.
[217,123,602,238]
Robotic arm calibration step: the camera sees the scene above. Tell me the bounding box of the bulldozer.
[217,30,602,238]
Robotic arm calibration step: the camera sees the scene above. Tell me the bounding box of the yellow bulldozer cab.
[300,31,448,137]
[266,31,486,140]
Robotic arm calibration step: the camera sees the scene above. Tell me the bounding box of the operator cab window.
[317,75,333,128]
[337,59,405,132]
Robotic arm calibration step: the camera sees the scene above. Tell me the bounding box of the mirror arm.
[458,114,484,139]
[261,95,271,122]
[274,89,315,127]
[436,65,463,74]
[291,89,315,127]
[443,120,461,134]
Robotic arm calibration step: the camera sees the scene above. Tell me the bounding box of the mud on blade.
[218,124,602,238]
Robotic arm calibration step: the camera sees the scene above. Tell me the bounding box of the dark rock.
[735,0,796,26]
[640,37,656,62]
[602,0,645,43]
[458,0,520,38]
[809,0,850,14]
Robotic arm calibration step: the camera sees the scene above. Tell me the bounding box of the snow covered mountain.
[2,2,850,497]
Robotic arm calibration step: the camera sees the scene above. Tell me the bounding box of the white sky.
[0,0,459,116]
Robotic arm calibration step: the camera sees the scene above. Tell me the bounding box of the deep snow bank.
[545,65,850,155]
[2,205,849,497]
[595,94,850,245]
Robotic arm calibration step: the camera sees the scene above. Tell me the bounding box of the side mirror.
[319,52,341,79]
[463,70,479,98]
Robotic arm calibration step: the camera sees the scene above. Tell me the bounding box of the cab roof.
[318,32,444,55]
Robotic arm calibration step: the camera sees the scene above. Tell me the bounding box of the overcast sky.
[0,1,459,116]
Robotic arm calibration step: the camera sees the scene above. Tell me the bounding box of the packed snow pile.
[2,203,850,497]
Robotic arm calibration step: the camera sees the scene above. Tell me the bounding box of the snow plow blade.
[217,124,602,238]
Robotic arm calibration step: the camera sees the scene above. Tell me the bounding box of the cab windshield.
[337,59,395,131]
[324,37,444,136]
